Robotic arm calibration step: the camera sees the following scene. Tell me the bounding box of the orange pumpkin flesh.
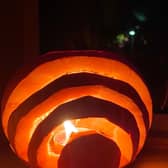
[1,50,152,168]
[36,118,133,168]
[13,85,144,167]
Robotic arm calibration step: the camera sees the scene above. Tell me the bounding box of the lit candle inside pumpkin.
[52,119,96,155]
[54,120,78,145]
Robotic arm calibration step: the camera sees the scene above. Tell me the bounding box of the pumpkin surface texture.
[1,50,152,168]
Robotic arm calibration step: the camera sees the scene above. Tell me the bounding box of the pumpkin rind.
[1,50,152,168]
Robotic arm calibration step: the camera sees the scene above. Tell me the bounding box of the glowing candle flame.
[63,120,78,144]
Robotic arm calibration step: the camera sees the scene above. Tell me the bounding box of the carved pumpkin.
[1,50,152,168]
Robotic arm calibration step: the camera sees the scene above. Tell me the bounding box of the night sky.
[40,0,168,113]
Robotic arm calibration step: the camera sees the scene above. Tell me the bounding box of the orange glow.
[36,117,133,168]
[1,51,153,168]
[2,56,152,139]
[13,85,145,163]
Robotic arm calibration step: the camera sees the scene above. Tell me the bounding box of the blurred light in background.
[129,30,136,36]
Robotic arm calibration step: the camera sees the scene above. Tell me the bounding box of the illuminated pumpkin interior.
[1,51,152,168]
[38,117,133,168]
[2,56,152,138]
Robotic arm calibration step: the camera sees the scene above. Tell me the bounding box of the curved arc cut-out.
[2,56,152,139]
[13,85,144,163]
[36,118,133,168]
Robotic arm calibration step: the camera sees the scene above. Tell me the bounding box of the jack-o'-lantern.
[1,50,152,168]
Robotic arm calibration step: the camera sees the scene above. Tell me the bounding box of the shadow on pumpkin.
[58,134,121,168]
